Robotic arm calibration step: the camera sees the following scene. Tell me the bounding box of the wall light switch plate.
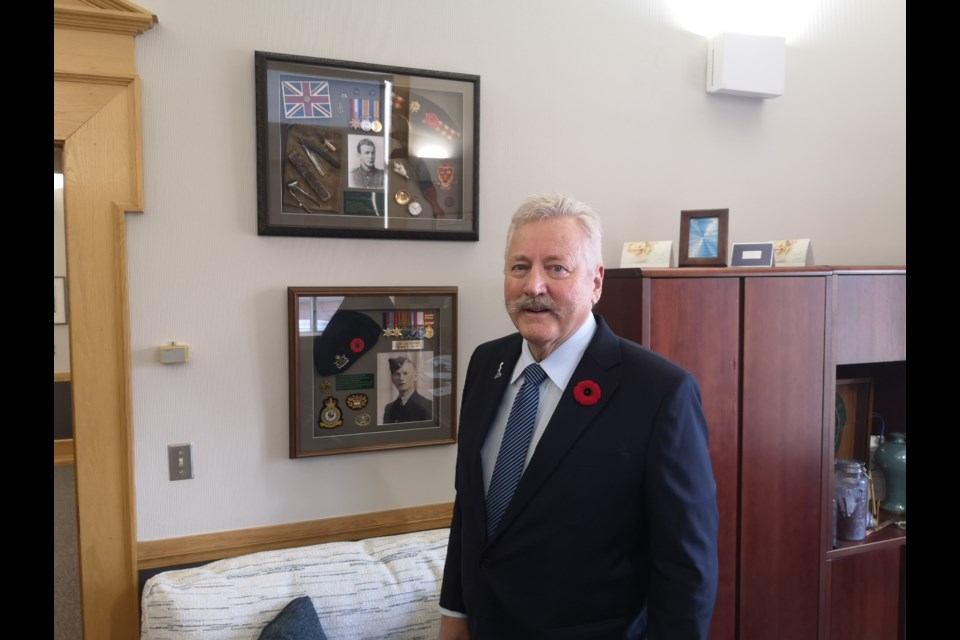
[168,444,194,480]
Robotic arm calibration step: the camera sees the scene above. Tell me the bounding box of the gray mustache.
[506,295,559,314]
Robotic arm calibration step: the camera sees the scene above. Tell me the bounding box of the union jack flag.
[281,80,332,119]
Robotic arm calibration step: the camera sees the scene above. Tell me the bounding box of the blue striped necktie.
[486,363,548,536]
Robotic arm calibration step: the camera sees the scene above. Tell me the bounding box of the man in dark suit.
[383,355,433,423]
[439,195,718,639]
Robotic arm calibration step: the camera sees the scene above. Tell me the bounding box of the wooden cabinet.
[823,268,906,640]
[598,268,830,640]
[596,267,905,640]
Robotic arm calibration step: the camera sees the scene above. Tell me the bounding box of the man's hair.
[388,356,414,374]
[505,194,603,268]
[356,138,376,153]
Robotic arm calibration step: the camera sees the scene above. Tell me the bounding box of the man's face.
[504,217,603,361]
[359,143,376,170]
[391,361,416,394]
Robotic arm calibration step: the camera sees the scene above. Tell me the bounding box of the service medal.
[371,100,382,132]
[350,99,362,130]
[360,100,372,131]
[318,397,343,429]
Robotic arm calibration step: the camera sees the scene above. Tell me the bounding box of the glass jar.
[835,459,869,541]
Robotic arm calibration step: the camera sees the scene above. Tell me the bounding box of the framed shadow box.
[288,286,457,457]
[257,52,479,241]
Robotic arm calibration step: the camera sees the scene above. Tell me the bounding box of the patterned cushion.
[140,528,449,640]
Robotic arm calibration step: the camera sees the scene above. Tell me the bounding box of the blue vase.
[876,433,906,515]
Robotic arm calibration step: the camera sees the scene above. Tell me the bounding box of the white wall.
[131,0,905,540]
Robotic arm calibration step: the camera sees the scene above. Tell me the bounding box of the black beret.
[313,310,381,376]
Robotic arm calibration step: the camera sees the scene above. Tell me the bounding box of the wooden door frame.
[54,2,156,637]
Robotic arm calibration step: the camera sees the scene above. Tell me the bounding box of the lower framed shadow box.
[288,286,457,457]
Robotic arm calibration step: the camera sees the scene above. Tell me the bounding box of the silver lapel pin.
[494,361,504,379]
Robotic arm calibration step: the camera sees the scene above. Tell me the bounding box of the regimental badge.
[346,393,369,410]
[392,161,410,179]
[318,397,343,429]
[355,413,372,427]
[319,378,333,392]
[436,162,455,191]
[334,354,350,370]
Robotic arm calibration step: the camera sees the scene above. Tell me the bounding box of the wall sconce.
[707,32,786,98]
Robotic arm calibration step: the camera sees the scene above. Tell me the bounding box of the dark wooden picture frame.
[288,286,457,457]
[835,377,874,464]
[678,209,729,267]
[256,51,480,241]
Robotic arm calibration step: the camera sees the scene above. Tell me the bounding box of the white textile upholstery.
[140,527,449,640]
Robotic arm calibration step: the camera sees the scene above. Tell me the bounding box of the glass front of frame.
[258,52,479,240]
[288,287,457,457]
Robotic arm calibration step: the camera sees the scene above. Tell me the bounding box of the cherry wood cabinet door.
[597,272,739,640]
[826,547,903,640]
[740,276,827,640]
[645,277,740,640]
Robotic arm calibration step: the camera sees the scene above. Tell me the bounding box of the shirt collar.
[512,314,598,390]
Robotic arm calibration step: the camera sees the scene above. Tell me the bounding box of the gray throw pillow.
[258,596,327,640]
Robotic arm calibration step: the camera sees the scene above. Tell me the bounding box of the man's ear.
[592,265,604,304]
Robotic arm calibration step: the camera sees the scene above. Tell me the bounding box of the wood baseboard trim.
[54,439,75,466]
[137,501,454,570]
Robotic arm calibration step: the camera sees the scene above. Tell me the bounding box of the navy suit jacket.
[440,315,718,639]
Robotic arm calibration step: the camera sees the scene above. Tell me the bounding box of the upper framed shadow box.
[256,52,480,241]
[288,286,457,458]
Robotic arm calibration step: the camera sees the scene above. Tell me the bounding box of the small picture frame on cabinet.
[678,209,728,267]
[730,242,774,267]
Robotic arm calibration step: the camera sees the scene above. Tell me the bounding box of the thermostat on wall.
[160,343,189,364]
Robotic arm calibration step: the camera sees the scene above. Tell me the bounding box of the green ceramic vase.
[876,432,906,515]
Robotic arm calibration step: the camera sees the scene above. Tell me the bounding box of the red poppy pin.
[349,338,365,353]
[573,380,601,406]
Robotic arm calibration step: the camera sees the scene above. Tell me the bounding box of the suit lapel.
[487,316,623,544]
[462,337,522,533]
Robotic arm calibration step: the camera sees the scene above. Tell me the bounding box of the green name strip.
[337,374,375,390]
